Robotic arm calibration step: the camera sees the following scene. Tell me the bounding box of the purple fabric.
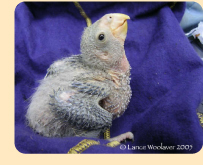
[15,2,203,153]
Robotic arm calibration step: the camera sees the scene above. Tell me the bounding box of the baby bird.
[26,13,132,140]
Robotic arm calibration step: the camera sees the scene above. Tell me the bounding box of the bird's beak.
[107,13,130,41]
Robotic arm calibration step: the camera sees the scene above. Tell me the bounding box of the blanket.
[15,2,203,153]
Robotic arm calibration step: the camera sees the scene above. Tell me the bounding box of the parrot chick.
[26,13,132,141]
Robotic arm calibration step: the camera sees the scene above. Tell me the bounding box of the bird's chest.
[102,71,131,118]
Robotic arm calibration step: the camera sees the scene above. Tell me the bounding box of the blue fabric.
[180,1,203,32]
[15,2,203,153]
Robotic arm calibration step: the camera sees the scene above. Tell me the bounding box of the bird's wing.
[70,80,109,99]
[49,80,112,130]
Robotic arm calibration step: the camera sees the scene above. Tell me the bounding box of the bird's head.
[80,13,130,72]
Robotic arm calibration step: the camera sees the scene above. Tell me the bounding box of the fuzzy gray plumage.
[26,14,132,138]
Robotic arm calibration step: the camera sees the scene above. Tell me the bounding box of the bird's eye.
[98,34,105,41]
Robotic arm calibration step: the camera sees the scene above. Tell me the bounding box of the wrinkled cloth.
[15,2,203,153]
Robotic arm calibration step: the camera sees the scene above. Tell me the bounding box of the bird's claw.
[108,131,134,143]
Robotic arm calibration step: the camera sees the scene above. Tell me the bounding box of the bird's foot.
[108,132,134,143]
